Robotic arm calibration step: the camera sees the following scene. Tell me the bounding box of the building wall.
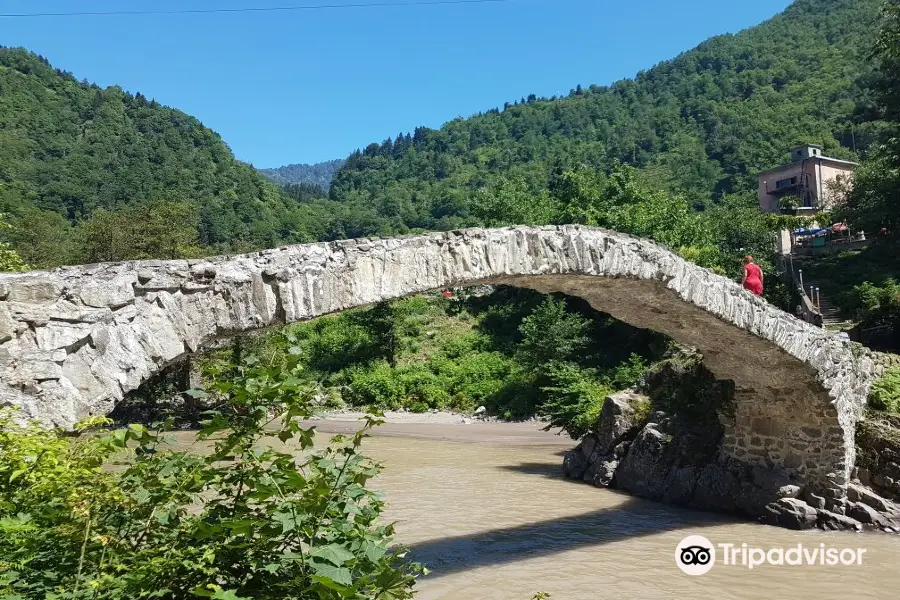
[758,163,808,213]
[815,163,855,211]
[758,160,855,213]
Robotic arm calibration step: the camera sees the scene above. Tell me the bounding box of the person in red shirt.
[742,255,764,296]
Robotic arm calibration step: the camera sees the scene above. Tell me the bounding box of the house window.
[776,177,797,190]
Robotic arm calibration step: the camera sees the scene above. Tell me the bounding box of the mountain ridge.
[259,159,345,189]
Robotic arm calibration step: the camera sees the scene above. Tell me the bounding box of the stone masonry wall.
[0,226,883,495]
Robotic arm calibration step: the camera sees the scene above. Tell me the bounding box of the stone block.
[7,281,61,304]
[762,498,818,530]
[79,276,135,308]
[35,322,93,351]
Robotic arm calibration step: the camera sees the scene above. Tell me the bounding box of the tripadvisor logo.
[675,535,868,575]
[676,535,716,575]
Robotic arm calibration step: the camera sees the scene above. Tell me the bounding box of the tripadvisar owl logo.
[675,535,716,575]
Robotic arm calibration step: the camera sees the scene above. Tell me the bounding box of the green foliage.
[0,48,356,267]
[869,366,900,413]
[75,200,203,263]
[539,363,611,439]
[260,160,346,189]
[331,0,879,229]
[0,213,29,272]
[198,288,664,434]
[842,0,900,239]
[345,361,406,408]
[851,279,900,323]
[517,297,590,369]
[0,351,422,599]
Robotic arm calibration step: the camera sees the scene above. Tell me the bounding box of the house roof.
[757,155,858,178]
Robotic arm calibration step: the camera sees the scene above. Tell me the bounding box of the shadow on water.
[405,498,728,577]
[494,461,588,486]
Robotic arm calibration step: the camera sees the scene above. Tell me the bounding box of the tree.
[517,297,590,369]
[75,200,202,263]
[0,347,424,599]
[842,0,900,238]
[0,214,29,272]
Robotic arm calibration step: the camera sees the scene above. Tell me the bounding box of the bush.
[539,362,612,439]
[345,361,405,408]
[607,353,648,390]
[869,367,900,413]
[517,297,590,368]
[0,352,422,599]
[303,315,375,373]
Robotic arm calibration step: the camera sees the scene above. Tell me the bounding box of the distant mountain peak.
[259,159,345,189]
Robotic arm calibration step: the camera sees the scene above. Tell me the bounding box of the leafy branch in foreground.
[0,345,423,599]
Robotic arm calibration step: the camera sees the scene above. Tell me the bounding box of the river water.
[311,420,900,600]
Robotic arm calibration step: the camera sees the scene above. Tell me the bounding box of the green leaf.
[310,562,353,586]
[185,388,209,399]
[311,543,356,566]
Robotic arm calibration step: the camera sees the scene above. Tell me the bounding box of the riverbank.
[308,410,572,447]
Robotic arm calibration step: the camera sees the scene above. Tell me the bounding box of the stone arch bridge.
[0,226,884,497]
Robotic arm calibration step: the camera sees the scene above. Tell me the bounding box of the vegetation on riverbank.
[0,351,423,599]
[190,288,667,438]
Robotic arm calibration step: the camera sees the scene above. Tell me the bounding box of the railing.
[779,255,824,327]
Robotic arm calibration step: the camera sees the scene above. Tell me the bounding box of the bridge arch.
[0,226,881,495]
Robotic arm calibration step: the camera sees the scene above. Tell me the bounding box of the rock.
[562,449,588,480]
[35,323,94,352]
[848,502,885,526]
[0,303,14,343]
[594,390,645,454]
[873,474,895,490]
[802,490,827,510]
[692,463,740,512]
[848,483,896,514]
[461,417,473,425]
[79,276,135,309]
[614,425,668,500]
[474,406,486,415]
[858,467,872,486]
[661,466,697,505]
[7,281,61,304]
[8,301,50,326]
[580,434,598,461]
[817,509,863,532]
[752,466,801,498]
[584,454,618,487]
[761,498,818,530]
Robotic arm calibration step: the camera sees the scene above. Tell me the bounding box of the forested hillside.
[329,0,882,231]
[0,0,887,268]
[260,159,345,189]
[0,47,343,266]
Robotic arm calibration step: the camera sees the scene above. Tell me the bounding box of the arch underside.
[0,226,876,495]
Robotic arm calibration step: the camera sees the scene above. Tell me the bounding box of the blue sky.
[1,0,792,168]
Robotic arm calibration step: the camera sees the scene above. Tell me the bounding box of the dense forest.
[259,159,345,189]
[0,0,889,270]
[0,47,351,266]
[327,0,883,231]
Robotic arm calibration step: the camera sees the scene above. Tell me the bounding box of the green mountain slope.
[0,47,330,265]
[329,0,882,230]
[260,159,345,189]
